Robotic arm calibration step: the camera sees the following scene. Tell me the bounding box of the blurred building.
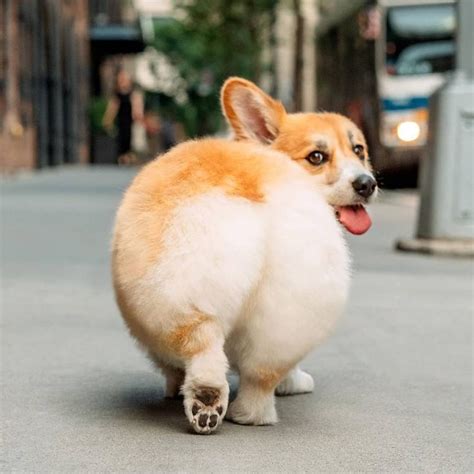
[0,0,89,173]
[0,0,144,173]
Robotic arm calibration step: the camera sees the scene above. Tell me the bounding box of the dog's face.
[221,78,377,235]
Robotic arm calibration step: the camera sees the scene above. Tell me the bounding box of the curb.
[395,238,474,257]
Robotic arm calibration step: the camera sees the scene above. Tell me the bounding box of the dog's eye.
[306,151,327,166]
[353,145,365,159]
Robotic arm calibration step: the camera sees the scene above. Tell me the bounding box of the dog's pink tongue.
[337,206,372,235]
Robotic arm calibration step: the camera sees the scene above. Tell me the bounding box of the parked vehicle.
[317,0,456,185]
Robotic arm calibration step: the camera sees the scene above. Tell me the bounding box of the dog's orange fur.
[167,312,214,358]
[113,139,286,285]
[252,366,291,392]
[115,289,215,359]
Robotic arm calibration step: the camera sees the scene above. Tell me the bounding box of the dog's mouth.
[334,204,372,235]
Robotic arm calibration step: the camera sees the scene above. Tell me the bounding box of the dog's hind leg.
[174,314,229,434]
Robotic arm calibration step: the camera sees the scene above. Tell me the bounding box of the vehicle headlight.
[397,121,421,143]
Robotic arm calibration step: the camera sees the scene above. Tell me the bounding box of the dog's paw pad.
[186,387,226,434]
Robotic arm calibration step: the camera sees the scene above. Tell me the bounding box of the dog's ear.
[221,77,286,144]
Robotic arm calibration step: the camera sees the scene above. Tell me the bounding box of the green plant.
[149,0,279,137]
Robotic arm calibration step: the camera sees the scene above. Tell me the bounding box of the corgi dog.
[111,78,377,434]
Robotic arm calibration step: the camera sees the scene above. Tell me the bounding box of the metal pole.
[396,0,474,257]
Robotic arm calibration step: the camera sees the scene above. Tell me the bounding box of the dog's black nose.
[352,175,377,198]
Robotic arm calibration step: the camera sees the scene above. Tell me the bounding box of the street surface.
[1,167,472,472]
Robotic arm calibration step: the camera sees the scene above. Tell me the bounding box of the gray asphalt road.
[1,167,472,473]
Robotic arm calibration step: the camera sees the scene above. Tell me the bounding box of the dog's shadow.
[109,384,188,432]
[72,371,240,434]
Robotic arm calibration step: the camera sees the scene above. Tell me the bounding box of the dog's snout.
[352,175,377,198]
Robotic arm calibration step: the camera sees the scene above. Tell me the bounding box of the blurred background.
[1,2,472,470]
[0,0,458,186]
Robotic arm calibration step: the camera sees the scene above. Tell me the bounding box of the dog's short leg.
[180,319,229,434]
[275,366,314,396]
[226,369,286,425]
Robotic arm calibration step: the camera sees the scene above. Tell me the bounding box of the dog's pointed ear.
[221,77,286,144]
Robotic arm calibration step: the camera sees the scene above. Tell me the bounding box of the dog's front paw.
[275,368,314,396]
[184,386,228,434]
[226,397,278,426]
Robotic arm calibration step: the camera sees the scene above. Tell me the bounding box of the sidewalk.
[1,167,472,472]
